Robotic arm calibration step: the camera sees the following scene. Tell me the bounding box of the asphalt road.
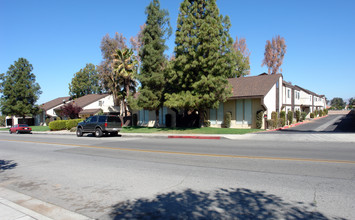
[0,114,354,219]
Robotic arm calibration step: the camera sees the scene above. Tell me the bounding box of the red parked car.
[9,124,32,134]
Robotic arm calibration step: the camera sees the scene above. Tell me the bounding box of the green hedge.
[287,111,294,125]
[295,110,301,122]
[49,119,83,131]
[256,110,264,129]
[49,120,67,131]
[224,112,232,128]
[280,111,286,127]
[66,119,83,130]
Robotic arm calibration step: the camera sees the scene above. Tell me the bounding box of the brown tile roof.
[40,96,71,111]
[71,94,110,108]
[228,74,282,98]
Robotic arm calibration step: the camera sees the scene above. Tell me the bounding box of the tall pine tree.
[137,0,171,127]
[0,58,42,121]
[165,0,236,126]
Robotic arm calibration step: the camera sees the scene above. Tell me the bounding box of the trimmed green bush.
[256,110,264,129]
[267,119,276,129]
[224,112,232,128]
[280,111,286,127]
[278,118,285,128]
[287,111,294,125]
[49,120,67,131]
[324,109,328,115]
[314,110,318,117]
[295,110,301,122]
[310,112,315,118]
[319,110,323,117]
[271,111,278,128]
[66,119,83,130]
[301,112,307,121]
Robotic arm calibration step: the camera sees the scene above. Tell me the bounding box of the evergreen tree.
[69,63,102,99]
[0,58,42,120]
[165,0,236,126]
[137,0,171,127]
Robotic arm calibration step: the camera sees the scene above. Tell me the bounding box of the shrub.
[204,120,211,127]
[66,119,83,130]
[0,115,5,126]
[224,112,232,128]
[49,120,67,131]
[267,119,276,129]
[310,112,315,118]
[287,111,294,125]
[314,110,318,117]
[295,110,301,122]
[45,117,51,126]
[256,110,264,129]
[279,111,286,127]
[301,112,307,121]
[271,111,278,127]
[324,109,328,115]
[319,110,323,117]
[278,118,285,128]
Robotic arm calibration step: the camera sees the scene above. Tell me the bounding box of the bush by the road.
[49,120,67,131]
[310,113,315,118]
[287,111,294,125]
[295,110,301,122]
[301,112,307,121]
[66,119,83,130]
[49,119,82,131]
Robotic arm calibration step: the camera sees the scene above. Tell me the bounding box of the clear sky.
[1,0,354,105]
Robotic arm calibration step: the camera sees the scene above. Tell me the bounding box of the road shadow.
[108,188,344,220]
[0,159,17,172]
[268,113,355,134]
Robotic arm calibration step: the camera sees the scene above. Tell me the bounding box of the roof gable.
[71,94,110,108]
[228,74,282,98]
[40,96,71,111]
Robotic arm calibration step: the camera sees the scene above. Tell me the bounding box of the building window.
[209,103,224,125]
[287,89,290,98]
[236,99,252,125]
[98,101,103,107]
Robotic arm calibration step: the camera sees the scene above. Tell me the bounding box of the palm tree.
[112,48,138,119]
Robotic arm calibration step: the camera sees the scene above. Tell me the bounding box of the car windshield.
[19,124,29,127]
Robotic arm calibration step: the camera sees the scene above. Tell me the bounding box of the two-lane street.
[1,113,355,219]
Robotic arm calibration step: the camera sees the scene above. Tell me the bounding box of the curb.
[0,187,93,220]
[168,135,221,140]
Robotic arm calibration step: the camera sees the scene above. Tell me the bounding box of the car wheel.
[76,128,83,137]
[9,130,12,134]
[16,130,19,134]
[95,128,103,137]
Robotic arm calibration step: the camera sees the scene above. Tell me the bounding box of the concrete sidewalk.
[0,187,92,220]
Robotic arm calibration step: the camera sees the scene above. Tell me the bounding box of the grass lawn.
[121,126,262,134]
[0,126,50,131]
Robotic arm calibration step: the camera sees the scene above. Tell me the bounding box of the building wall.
[264,84,277,119]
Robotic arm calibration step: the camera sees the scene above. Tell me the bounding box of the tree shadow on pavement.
[0,159,17,172]
[109,188,345,220]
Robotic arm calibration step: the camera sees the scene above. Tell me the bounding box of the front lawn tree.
[112,48,138,120]
[0,58,42,122]
[69,63,102,99]
[262,35,287,75]
[137,0,171,127]
[97,32,128,106]
[330,97,345,110]
[165,0,236,127]
[58,102,82,119]
[233,36,251,77]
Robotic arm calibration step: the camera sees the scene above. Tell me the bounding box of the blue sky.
[1,0,354,105]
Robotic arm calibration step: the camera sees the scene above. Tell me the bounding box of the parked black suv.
[76,115,122,137]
